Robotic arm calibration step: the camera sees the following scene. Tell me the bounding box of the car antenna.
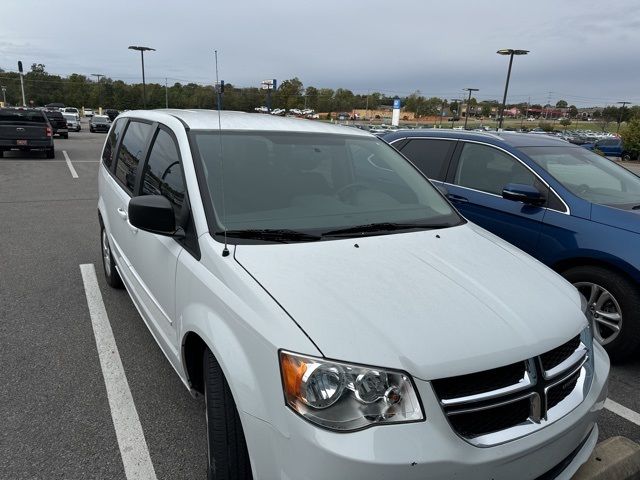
[214,50,230,258]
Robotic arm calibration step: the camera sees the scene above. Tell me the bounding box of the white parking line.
[80,264,158,480]
[63,150,78,178]
[605,398,640,427]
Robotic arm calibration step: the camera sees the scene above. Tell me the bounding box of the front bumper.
[242,343,609,480]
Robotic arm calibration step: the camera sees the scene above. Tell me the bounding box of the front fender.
[176,242,320,435]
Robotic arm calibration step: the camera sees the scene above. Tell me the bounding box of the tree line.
[0,64,638,122]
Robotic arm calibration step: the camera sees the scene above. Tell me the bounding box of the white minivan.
[98,110,609,480]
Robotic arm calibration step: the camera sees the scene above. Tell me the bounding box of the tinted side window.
[142,129,185,221]
[454,143,535,195]
[102,118,126,169]
[115,121,152,193]
[399,139,455,181]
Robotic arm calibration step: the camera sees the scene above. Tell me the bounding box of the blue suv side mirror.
[502,183,545,206]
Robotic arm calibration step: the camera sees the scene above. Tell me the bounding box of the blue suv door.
[595,139,623,157]
[444,141,547,255]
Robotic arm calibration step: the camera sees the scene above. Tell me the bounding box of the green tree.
[276,77,303,109]
[620,118,640,159]
[555,99,568,108]
[568,105,578,118]
[559,118,572,127]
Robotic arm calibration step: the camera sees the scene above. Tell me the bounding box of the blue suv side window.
[454,143,535,195]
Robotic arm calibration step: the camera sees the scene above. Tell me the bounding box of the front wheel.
[204,350,252,480]
[101,225,123,288]
[563,265,640,361]
[622,152,631,161]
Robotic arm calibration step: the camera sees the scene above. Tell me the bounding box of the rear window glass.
[102,118,126,169]
[115,121,152,193]
[399,139,455,181]
[0,110,47,123]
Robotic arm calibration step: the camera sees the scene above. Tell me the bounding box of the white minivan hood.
[234,223,586,380]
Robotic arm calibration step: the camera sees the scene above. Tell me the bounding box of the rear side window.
[101,118,126,169]
[141,129,185,221]
[399,139,455,181]
[115,121,152,194]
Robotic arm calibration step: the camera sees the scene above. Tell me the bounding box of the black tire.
[101,225,123,289]
[562,265,640,362]
[46,148,55,159]
[62,133,69,139]
[0,149,4,158]
[622,152,631,161]
[204,350,252,480]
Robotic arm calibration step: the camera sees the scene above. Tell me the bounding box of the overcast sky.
[1,0,639,107]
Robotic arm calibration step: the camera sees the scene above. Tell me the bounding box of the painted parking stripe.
[605,399,640,427]
[80,264,158,480]
[63,150,78,178]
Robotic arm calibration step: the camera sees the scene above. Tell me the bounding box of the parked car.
[583,137,637,160]
[62,107,79,115]
[83,108,94,118]
[383,129,640,360]
[98,110,608,479]
[0,108,55,158]
[89,115,111,132]
[43,110,69,139]
[63,113,81,132]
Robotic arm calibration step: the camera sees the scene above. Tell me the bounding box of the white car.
[98,110,609,479]
[83,108,94,117]
[62,112,81,132]
[63,107,80,115]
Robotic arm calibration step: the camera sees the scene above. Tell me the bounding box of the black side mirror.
[502,183,545,206]
[128,195,184,237]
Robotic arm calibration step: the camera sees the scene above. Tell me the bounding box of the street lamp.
[128,45,155,109]
[1,85,6,105]
[91,74,104,112]
[463,88,479,130]
[496,49,529,131]
[616,101,631,134]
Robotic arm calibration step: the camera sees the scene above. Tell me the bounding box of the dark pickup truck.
[44,110,69,138]
[0,108,55,158]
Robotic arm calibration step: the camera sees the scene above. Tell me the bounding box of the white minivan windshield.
[192,131,462,241]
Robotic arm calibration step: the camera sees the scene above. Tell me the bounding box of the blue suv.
[583,137,637,160]
[382,129,640,360]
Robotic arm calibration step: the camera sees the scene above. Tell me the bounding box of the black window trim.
[443,139,571,215]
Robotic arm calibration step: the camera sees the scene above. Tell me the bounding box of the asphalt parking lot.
[0,120,639,479]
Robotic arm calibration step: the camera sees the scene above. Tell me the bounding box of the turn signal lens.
[279,351,424,431]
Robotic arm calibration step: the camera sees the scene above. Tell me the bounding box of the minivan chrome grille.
[431,333,592,447]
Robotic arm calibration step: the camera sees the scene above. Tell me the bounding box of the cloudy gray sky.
[1,0,639,106]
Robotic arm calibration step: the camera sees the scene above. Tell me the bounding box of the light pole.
[496,49,529,130]
[91,73,104,112]
[1,85,6,105]
[128,45,155,109]
[463,88,479,130]
[616,101,630,134]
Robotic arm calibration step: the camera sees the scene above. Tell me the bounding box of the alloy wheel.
[574,281,622,345]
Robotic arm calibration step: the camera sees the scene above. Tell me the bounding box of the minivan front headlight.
[279,351,424,431]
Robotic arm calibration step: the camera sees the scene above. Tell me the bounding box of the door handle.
[117,207,128,220]
[447,193,469,203]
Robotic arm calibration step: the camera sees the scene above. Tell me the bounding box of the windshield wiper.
[321,222,451,237]
[216,229,322,243]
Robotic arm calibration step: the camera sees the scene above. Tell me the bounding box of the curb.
[573,436,640,480]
